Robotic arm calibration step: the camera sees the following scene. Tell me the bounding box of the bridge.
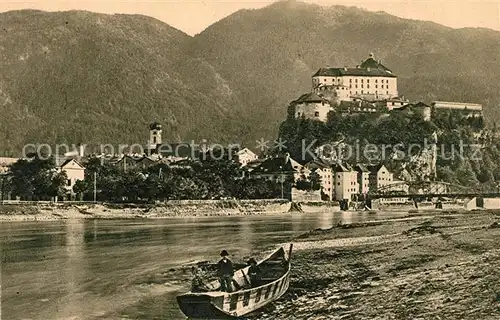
[365,180,498,199]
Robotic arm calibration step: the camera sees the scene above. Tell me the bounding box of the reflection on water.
[0,211,399,320]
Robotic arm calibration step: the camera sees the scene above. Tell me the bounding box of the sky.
[1,0,500,36]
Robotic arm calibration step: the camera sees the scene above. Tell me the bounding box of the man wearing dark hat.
[217,250,234,292]
[247,258,261,287]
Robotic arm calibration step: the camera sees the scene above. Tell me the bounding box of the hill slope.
[192,0,500,139]
[0,10,250,156]
[2,2,500,156]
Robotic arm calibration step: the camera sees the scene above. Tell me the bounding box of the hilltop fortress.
[290,53,483,121]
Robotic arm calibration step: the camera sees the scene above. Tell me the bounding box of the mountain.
[0,10,250,156]
[2,2,500,156]
[191,0,500,138]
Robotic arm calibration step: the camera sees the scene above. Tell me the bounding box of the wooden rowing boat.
[177,244,293,319]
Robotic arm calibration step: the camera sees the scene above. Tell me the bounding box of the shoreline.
[0,200,478,222]
[253,210,500,319]
[0,200,338,222]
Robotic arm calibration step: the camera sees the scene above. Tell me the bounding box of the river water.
[0,211,402,320]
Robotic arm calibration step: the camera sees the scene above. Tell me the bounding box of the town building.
[312,53,398,101]
[236,148,258,167]
[353,164,370,194]
[247,154,298,182]
[392,101,432,121]
[367,164,394,193]
[333,163,359,201]
[0,157,18,174]
[304,159,334,200]
[385,97,410,111]
[136,156,158,170]
[115,155,142,171]
[57,158,85,198]
[293,92,333,122]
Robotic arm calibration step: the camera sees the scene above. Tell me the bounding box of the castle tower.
[149,122,162,149]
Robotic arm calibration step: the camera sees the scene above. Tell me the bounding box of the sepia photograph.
[0,0,499,319]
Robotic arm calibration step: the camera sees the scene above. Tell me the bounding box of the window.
[361,79,364,83]
[367,79,370,83]
[375,79,378,83]
[67,179,71,186]
[386,91,389,94]
[355,79,358,83]
[361,84,363,88]
[153,136,157,144]
[375,85,378,89]
[349,84,352,88]
[367,85,370,89]
[350,79,352,83]
[361,90,364,94]
[392,102,395,106]
[314,111,320,117]
[355,85,358,88]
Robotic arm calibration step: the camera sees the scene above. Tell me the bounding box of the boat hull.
[177,294,231,319]
[177,245,292,319]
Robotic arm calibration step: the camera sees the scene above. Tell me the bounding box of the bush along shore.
[0,200,343,221]
[248,211,500,320]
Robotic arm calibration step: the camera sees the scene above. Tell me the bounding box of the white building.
[0,157,18,174]
[353,164,370,195]
[305,159,334,200]
[293,92,333,122]
[386,97,410,111]
[58,159,85,195]
[333,163,358,201]
[367,164,394,193]
[312,53,398,101]
[236,148,258,167]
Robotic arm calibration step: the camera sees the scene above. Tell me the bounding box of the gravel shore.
[252,211,500,320]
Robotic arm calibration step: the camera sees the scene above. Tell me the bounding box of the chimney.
[343,67,347,71]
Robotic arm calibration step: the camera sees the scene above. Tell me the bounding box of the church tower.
[149,122,162,149]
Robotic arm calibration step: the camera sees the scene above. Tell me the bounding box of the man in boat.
[217,250,234,292]
[247,258,261,287]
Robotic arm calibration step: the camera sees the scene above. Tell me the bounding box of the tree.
[7,155,68,200]
[73,180,88,200]
[309,170,322,191]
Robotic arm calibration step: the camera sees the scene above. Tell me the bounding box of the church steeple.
[149,122,162,149]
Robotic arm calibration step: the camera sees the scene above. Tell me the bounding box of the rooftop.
[293,92,329,104]
[313,54,396,78]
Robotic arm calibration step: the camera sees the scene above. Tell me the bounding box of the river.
[0,211,403,320]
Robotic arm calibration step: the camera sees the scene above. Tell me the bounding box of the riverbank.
[254,211,500,319]
[0,200,344,221]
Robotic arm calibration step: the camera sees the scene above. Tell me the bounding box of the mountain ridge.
[1,2,500,156]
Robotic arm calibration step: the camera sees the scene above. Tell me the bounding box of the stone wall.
[291,188,322,202]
